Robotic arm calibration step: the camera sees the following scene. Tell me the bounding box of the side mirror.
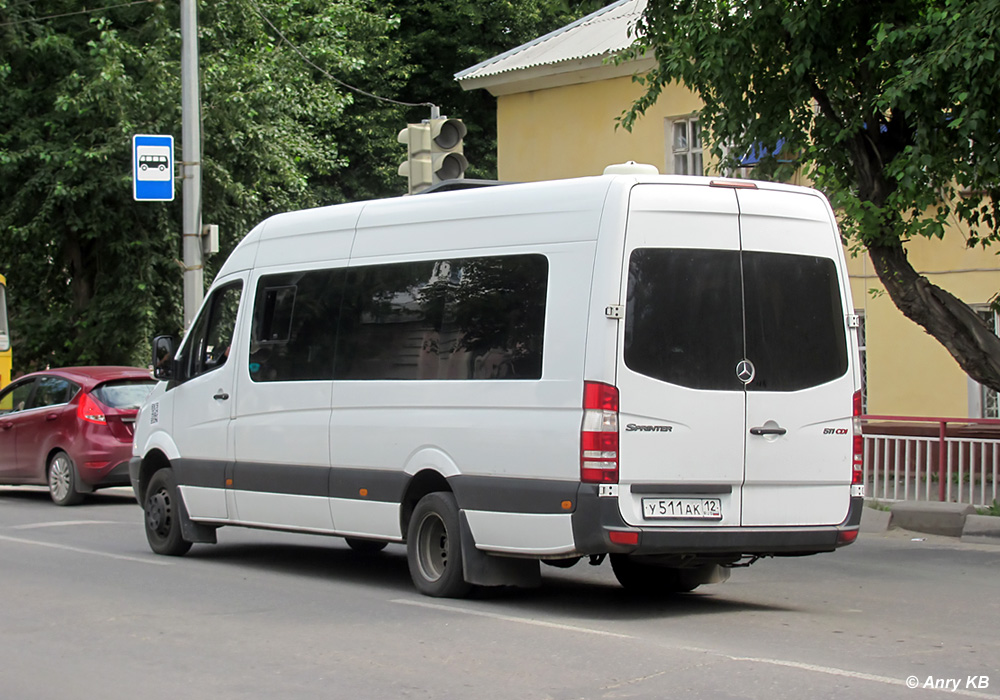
[152,335,177,380]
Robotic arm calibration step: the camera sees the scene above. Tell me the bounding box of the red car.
[0,367,155,505]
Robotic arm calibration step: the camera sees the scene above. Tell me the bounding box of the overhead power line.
[246,0,435,112]
[0,0,158,28]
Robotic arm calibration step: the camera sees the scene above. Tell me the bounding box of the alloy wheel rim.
[49,457,71,501]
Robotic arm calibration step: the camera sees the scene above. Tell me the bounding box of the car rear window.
[624,248,848,392]
[93,380,156,409]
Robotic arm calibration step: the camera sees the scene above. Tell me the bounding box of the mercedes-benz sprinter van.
[131,167,863,598]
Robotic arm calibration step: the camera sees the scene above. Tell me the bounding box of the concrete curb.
[889,501,975,538]
[962,514,1000,545]
[861,502,1000,543]
[860,506,892,533]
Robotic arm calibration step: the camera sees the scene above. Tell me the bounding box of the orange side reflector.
[359,488,368,497]
[561,500,573,510]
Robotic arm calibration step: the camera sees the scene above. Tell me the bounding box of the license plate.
[642,497,722,520]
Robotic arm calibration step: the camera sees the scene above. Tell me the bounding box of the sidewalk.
[861,501,1000,545]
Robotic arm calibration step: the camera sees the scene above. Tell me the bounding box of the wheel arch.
[400,469,452,541]
[135,448,172,504]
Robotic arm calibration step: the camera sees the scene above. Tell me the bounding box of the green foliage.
[621,0,1000,249]
[0,0,591,373]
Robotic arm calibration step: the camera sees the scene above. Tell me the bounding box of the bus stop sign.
[132,134,175,201]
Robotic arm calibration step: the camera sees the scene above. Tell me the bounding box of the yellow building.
[457,0,1000,419]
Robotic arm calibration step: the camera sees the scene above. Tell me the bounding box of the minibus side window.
[249,269,344,382]
[335,254,548,381]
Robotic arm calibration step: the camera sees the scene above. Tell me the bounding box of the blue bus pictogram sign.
[133,134,175,201]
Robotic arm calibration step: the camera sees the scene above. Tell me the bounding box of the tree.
[0,0,398,372]
[0,0,597,373]
[621,0,1000,391]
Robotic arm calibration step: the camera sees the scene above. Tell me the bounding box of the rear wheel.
[610,555,703,594]
[345,538,388,554]
[143,469,192,556]
[407,492,471,598]
[48,451,84,506]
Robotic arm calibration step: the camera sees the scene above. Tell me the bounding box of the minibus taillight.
[852,390,864,485]
[581,382,619,484]
[77,392,107,425]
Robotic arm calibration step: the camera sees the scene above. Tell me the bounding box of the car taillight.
[77,392,107,425]
[852,390,863,485]
[581,382,619,483]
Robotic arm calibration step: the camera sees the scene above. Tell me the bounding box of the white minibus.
[131,165,864,597]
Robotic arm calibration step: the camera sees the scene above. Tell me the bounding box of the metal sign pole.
[180,0,203,329]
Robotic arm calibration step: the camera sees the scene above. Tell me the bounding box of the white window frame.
[666,115,703,176]
[969,306,999,418]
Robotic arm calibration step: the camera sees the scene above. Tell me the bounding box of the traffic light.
[398,123,433,195]
[398,118,468,194]
[428,117,468,184]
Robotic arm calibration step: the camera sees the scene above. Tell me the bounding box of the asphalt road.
[1,486,998,700]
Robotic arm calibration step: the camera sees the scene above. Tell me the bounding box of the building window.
[668,116,703,175]
[976,308,999,418]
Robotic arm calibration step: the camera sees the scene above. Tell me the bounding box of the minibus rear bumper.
[571,486,864,558]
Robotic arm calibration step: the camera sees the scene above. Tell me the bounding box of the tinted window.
[624,249,744,391]
[743,251,848,391]
[335,255,548,380]
[250,269,345,382]
[624,248,848,392]
[30,376,78,408]
[93,380,156,409]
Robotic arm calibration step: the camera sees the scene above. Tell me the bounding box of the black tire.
[610,555,701,594]
[345,537,388,554]
[48,451,84,506]
[407,492,471,598]
[143,469,192,556]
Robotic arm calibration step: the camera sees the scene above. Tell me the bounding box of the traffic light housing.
[398,117,468,194]
[397,123,432,194]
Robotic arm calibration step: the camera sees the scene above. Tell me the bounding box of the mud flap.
[459,511,541,588]
[178,492,218,544]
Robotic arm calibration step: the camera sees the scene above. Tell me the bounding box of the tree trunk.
[867,240,1000,394]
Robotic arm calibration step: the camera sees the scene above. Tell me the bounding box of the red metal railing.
[862,415,1000,506]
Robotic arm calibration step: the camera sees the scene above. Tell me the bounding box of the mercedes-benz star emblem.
[736,359,756,384]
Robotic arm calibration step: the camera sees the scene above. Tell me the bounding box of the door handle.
[750,426,787,436]
[46,413,59,421]
[213,392,230,401]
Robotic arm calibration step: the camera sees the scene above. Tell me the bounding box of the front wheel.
[143,469,192,556]
[407,492,471,598]
[48,451,84,506]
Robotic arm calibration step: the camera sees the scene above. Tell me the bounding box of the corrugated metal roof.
[455,0,646,83]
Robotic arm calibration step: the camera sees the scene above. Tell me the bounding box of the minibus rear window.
[624,248,848,392]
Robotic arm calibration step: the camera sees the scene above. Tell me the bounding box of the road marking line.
[0,534,169,566]
[11,520,122,530]
[392,601,996,697]
[391,598,633,639]
[685,648,1000,698]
